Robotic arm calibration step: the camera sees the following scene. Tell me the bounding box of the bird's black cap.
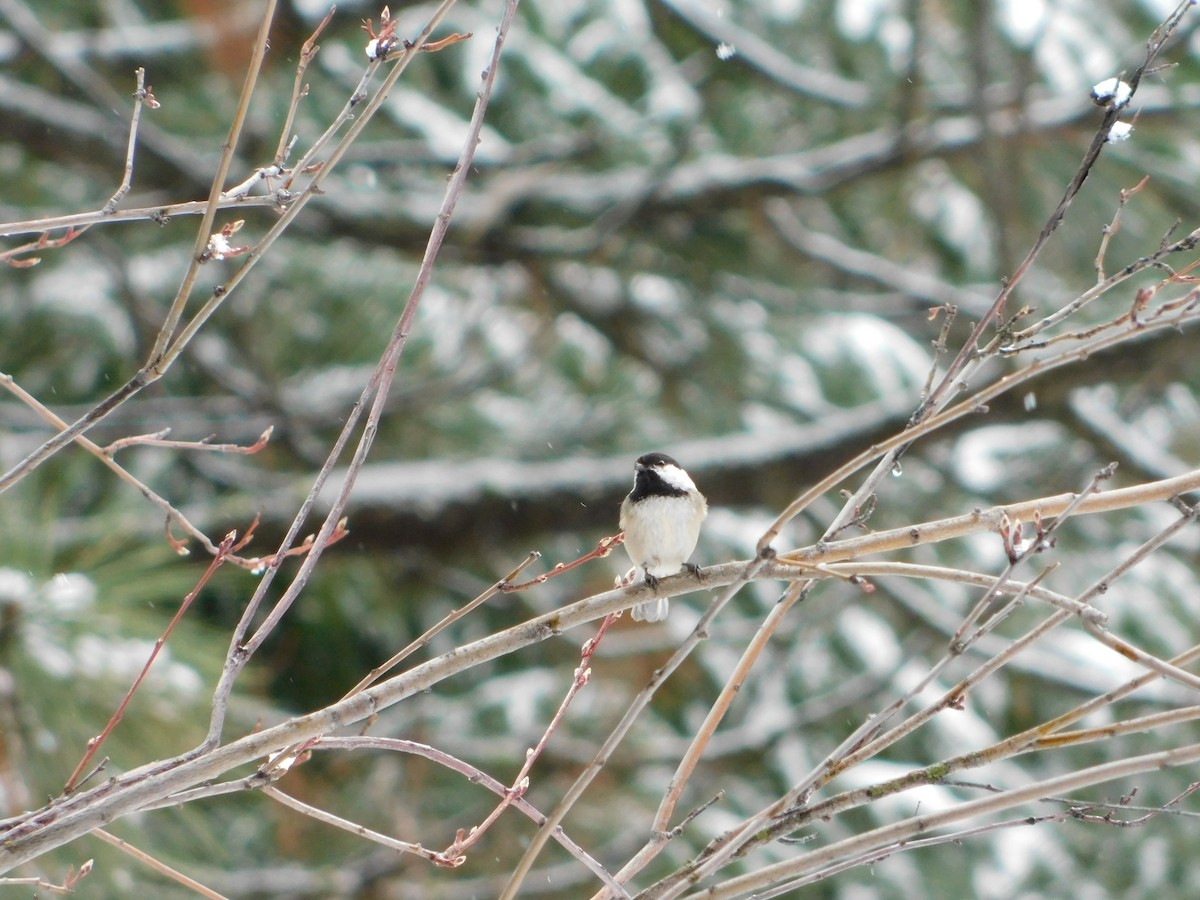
[635,451,680,469]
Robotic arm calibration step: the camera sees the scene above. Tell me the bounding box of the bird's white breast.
[620,493,707,576]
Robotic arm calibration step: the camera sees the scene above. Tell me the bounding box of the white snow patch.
[911,161,996,272]
[629,272,686,314]
[1106,120,1134,143]
[952,423,1065,493]
[997,0,1048,48]
[0,568,35,606]
[73,634,202,696]
[838,606,902,674]
[44,573,96,615]
[803,313,931,395]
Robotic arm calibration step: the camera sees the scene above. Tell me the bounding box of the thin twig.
[659,504,1200,895]
[262,551,541,775]
[150,0,278,362]
[263,785,453,863]
[0,226,85,267]
[4,472,1200,867]
[919,303,958,405]
[92,828,226,899]
[500,535,623,591]
[1094,175,1151,280]
[758,293,1200,553]
[0,66,152,266]
[652,581,806,833]
[294,737,628,895]
[356,552,540,692]
[0,859,92,894]
[0,195,282,237]
[436,614,618,865]
[102,426,272,456]
[274,6,336,167]
[63,531,239,793]
[500,554,773,900]
[102,67,155,215]
[693,741,1200,899]
[0,372,269,567]
[203,0,498,748]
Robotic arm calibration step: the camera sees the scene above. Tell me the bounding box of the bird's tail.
[630,597,669,622]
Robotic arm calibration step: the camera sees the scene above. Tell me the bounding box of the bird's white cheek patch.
[656,464,698,493]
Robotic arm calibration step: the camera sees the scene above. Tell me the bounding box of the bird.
[619,452,708,622]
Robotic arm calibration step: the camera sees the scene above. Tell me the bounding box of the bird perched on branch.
[619,452,708,622]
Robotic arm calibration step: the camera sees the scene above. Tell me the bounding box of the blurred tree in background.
[4,0,1200,897]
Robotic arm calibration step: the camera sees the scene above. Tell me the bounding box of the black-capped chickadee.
[619,452,708,622]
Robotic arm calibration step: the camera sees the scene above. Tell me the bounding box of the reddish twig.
[435,612,618,866]
[199,219,251,262]
[63,530,243,793]
[500,534,624,591]
[917,303,957,406]
[0,226,84,268]
[274,5,336,167]
[418,32,472,53]
[240,517,350,575]
[164,516,190,556]
[162,505,346,574]
[364,6,471,61]
[309,736,627,893]
[103,426,273,456]
[1094,175,1151,280]
[0,858,93,894]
